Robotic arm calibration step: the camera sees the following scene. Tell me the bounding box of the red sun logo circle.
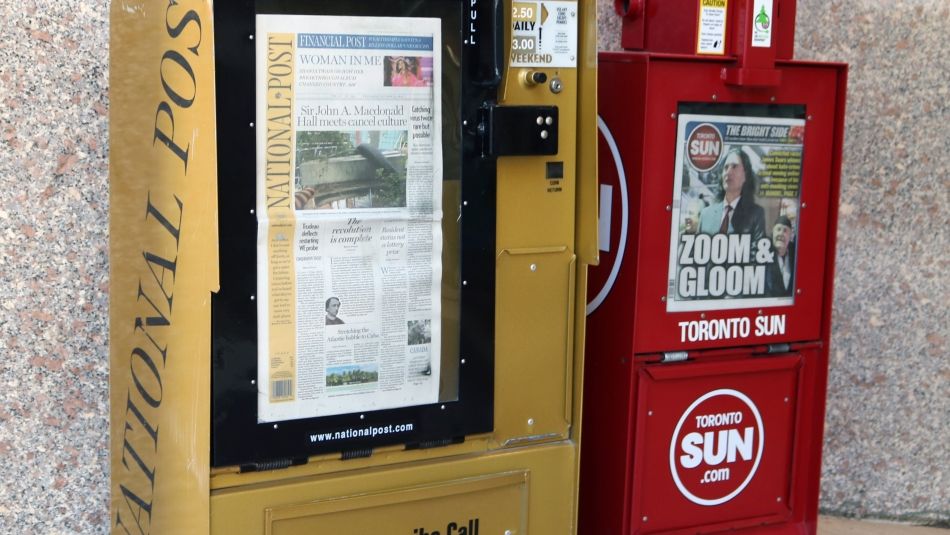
[686,123,724,172]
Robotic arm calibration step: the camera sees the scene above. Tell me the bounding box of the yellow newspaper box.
[109,1,597,533]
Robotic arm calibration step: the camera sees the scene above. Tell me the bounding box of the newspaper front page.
[667,113,805,312]
[255,14,443,423]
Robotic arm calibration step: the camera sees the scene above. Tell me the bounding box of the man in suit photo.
[698,146,766,245]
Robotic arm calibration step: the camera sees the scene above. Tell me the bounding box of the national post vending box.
[109,0,598,533]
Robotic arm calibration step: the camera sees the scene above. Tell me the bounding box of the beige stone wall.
[0,0,944,531]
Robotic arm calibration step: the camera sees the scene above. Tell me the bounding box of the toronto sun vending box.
[580,0,846,533]
[109,1,598,533]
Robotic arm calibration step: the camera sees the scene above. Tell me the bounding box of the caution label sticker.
[696,0,728,55]
[510,1,578,68]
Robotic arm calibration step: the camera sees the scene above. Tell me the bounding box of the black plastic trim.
[211,0,497,468]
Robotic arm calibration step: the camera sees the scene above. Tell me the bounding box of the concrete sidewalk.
[820,516,948,534]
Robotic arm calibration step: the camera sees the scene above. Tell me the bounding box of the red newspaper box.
[580,0,847,533]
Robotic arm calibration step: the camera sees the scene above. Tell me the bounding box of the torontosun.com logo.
[669,389,765,506]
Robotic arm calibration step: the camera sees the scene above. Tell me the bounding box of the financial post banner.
[255,14,443,423]
[667,113,805,312]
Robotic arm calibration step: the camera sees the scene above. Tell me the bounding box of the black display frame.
[211,0,499,469]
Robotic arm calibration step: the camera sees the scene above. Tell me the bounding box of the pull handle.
[473,0,505,88]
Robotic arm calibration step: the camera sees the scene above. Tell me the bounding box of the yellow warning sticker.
[696,0,728,55]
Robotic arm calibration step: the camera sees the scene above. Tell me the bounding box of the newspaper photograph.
[255,14,443,423]
[667,113,805,312]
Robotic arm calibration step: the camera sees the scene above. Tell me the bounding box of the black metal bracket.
[480,104,558,157]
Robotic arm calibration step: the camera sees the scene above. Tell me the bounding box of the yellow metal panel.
[210,438,491,489]
[570,265,589,508]
[575,0,599,265]
[495,77,579,251]
[492,0,583,448]
[266,472,527,535]
[109,0,217,533]
[494,247,576,446]
[571,0,599,512]
[496,6,579,252]
[212,443,578,535]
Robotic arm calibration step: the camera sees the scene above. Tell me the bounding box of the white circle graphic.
[586,116,629,316]
[668,388,765,506]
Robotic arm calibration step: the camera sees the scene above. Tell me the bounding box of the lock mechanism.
[479,105,559,157]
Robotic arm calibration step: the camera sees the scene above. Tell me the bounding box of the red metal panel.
[628,56,845,354]
[581,50,846,535]
[630,354,801,533]
[589,53,847,355]
[618,0,795,59]
[579,55,648,535]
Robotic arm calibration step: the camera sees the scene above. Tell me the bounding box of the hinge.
[340,448,373,460]
[662,351,689,363]
[239,457,306,473]
[405,436,464,451]
[763,343,791,355]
